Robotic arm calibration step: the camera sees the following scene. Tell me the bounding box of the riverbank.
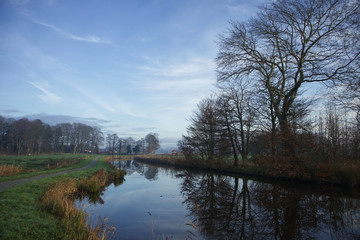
[0,154,91,183]
[134,155,360,189]
[0,155,125,240]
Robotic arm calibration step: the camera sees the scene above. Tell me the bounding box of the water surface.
[78,160,360,240]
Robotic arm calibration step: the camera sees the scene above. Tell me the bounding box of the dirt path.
[0,157,99,193]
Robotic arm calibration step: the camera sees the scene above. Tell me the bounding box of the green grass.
[0,155,118,240]
[0,154,92,182]
[0,154,88,169]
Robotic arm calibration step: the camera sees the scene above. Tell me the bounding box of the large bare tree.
[217,0,360,151]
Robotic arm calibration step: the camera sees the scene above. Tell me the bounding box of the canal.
[77,160,360,240]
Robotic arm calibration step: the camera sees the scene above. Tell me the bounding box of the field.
[0,154,125,240]
[0,154,91,182]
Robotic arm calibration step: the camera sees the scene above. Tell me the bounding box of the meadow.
[0,154,91,182]
[0,154,125,240]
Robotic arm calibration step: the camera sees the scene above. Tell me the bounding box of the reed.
[0,164,24,176]
[77,168,108,193]
[186,202,199,240]
[42,176,115,239]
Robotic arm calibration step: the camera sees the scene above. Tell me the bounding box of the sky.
[0,0,267,149]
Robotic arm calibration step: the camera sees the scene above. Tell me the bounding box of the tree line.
[179,0,360,173]
[105,132,160,155]
[0,116,160,155]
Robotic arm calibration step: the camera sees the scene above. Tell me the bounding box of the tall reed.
[42,177,115,239]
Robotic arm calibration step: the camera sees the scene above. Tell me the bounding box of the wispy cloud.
[226,0,266,18]
[23,113,111,127]
[136,56,216,94]
[28,81,62,103]
[132,55,217,137]
[63,80,150,119]
[32,19,112,44]
[140,57,214,78]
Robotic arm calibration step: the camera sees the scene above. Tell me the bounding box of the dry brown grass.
[104,155,134,161]
[78,168,108,193]
[0,164,24,176]
[42,178,115,239]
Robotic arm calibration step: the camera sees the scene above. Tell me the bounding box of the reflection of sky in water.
[78,163,192,240]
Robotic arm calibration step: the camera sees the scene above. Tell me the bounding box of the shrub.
[77,168,108,193]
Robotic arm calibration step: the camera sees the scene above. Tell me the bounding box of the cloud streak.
[32,19,112,44]
[140,56,214,78]
[130,55,217,137]
[136,56,216,96]
[28,81,62,103]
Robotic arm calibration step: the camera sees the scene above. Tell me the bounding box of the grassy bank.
[0,155,125,240]
[134,155,360,189]
[0,154,91,182]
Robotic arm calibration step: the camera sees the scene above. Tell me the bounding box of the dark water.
[77,160,360,240]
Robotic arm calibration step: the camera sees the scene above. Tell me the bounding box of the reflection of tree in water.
[79,176,125,206]
[179,171,360,240]
[252,183,360,240]
[144,166,159,181]
[180,172,256,239]
[116,160,159,181]
[116,160,138,175]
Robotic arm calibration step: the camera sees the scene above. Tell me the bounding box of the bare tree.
[181,97,230,162]
[90,127,103,154]
[0,116,105,155]
[125,137,135,154]
[217,0,360,155]
[216,94,240,166]
[217,80,257,165]
[106,133,118,155]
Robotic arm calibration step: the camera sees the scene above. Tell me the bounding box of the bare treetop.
[217,0,360,133]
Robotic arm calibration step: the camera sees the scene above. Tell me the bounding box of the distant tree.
[126,145,132,155]
[90,127,103,154]
[117,138,124,155]
[0,116,104,155]
[56,123,72,153]
[145,133,160,154]
[106,134,118,155]
[134,139,145,155]
[71,123,93,153]
[0,117,11,153]
[123,137,134,155]
[133,144,141,154]
[40,123,52,154]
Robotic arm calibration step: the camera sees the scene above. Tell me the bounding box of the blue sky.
[0,0,266,148]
